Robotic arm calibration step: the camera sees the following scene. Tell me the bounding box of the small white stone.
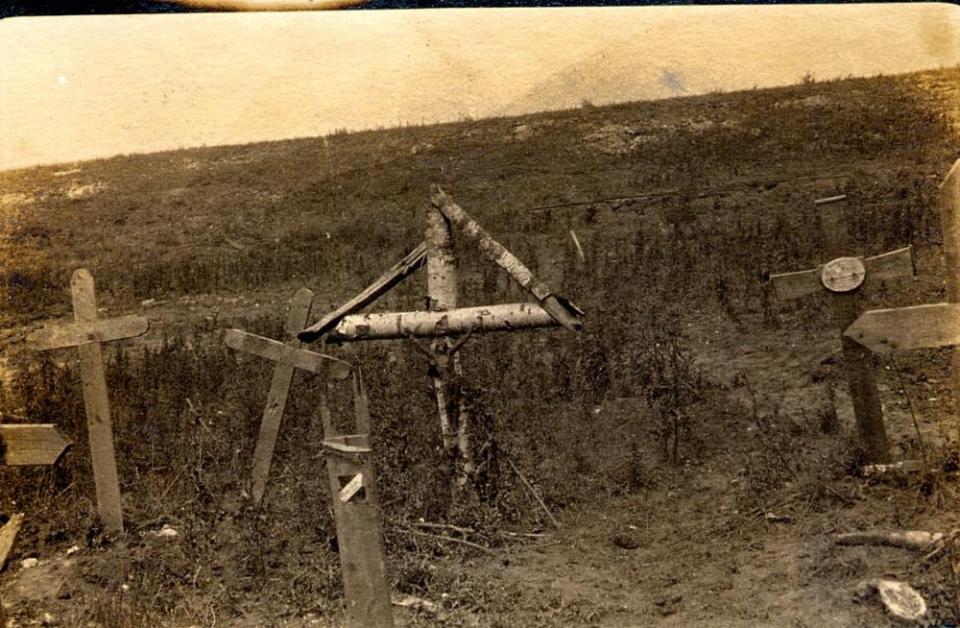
[65,544,80,556]
[155,524,179,538]
[22,557,39,568]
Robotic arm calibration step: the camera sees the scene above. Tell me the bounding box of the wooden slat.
[224,329,351,379]
[28,315,148,351]
[0,424,73,465]
[845,303,960,353]
[71,269,125,535]
[327,302,562,343]
[940,160,960,410]
[864,246,914,282]
[769,267,822,300]
[298,243,427,343]
[324,434,393,627]
[249,288,313,506]
[430,186,583,331]
[0,513,24,570]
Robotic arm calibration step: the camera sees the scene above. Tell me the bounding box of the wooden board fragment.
[0,513,24,570]
[224,329,351,379]
[324,435,393,627]
[299,243,427,343]
[845,303,960,353]
[27,315,148,351]
[0,424,73,466]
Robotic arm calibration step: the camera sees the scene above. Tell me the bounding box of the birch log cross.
[845,159,960,439]
[27,269,149,535]
[768,196,914,463]
[297,187,585,492]
[223,287,351,506]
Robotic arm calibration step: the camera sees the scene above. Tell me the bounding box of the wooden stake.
[0,513,24,570]
[940,159,960,438]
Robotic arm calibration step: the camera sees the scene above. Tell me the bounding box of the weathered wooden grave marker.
[27,269,148,534]
[298,186,584,485]
[769,196,914,462]
[845,160,960,437]
[223,288,352,504]
[321,372,392,628]
[0,513,24,571]
[225,309,390,627]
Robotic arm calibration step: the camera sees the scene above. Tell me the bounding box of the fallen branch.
[395,528,495,555]
[506,457,561,530]
[860,460,925,478]
[835,530,944,552]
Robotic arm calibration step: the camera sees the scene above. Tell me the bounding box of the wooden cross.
[226,305,391,627]
[223,287,351,505]
[845,160,960,438]
[27,269,148,534]
[769,196,914,463]
[297,187,584,489]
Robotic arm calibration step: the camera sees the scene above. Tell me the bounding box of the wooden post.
[248,288,313,506]
[940,159,960,438]
[425,204,462,459]
[323,433,393,628]
[27,269,149,534]
[820,200,889,461]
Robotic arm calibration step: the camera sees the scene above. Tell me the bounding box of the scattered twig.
[412,521,476,536]
[835,530,944,552]
[394,528,495,555]
[505,456,561,530]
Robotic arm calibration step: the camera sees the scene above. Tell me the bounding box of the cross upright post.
[27,269,149,534]
[769,197,914,462]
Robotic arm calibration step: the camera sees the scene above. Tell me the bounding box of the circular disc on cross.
[821,256,866,293]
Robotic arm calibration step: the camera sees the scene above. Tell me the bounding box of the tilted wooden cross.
[223,287,351,505]
[769,196,914,462]
[844,160,960,439]
[27,269,149,534]
[224,296,390,627]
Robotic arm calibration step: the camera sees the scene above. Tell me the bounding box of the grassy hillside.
[1,68,959,626]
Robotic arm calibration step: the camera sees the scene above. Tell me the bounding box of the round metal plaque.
[821,256,866,293]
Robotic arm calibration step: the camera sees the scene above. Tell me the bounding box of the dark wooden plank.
[940,160,960,408]
[430,186,583,331]
[0,513,24,570]
[248,288,313,506]
[0,424,73,466]
[224,329,351,379]
[845,303,960,353]
[298,243,427,343]
[324,435,393,628]
[71,269,125,534]
[28,315,148,351]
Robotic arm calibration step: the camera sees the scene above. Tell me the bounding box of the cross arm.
[28,315,149,351]
[768,246,913,301]
[844,302,960,353]
[224,329,351,379]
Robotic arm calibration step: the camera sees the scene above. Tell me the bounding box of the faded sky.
[1,4,957,171]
